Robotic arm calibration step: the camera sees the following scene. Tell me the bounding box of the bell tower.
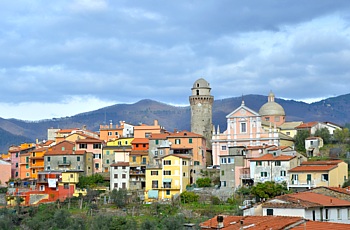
[189,78,214,149]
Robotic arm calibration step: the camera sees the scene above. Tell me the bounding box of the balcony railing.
[130,170,145,175]
[240,174,252,179]
[287,180,316,188]
[58,161,71,166]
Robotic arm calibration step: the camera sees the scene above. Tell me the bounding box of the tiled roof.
[149,133,170,140]
[264,192,350,208]
[110,162,130,167]
[295,121,319,129]
[301,160,343,165]
[289,165,337,172]
[168,130,203,138]
[131,138,149,144]
[75,138,103,143]
[56,129,78,133]
[246,145,276,150]
[130,150,148,155]
[161,154,191,159]
[249,154,295,161]
[291,220,350,229]
[279,121,303,129]
[200,215,304,230]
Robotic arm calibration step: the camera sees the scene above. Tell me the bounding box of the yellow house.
[288,160,348,190]
[279,121,303,138]
[60,171,87,197]
[145,154,190,201]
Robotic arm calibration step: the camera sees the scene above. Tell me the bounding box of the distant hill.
[1,93,350,153]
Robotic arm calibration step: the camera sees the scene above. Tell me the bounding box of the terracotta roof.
[295,121,319,129]
[265,192,350,209]
[301,160,343,165]
[291,220,350,229]
[249,154,295,161]
[149,133,170,140]
[245,145,275,150]
[200,215,304,230]
[289,165,337,172]
[131,138,149,144]
[75,138,103,143]
[168,130,203,138]
[110,162,130,167]
[161,154,191,159]
[267,146,290,151]
[130,150,148,156]
[56,129,78,133]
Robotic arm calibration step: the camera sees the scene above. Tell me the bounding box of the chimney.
[174,128,177,133]
[154,119,158,126]
[240,220,244,230]
[217,215,224,229]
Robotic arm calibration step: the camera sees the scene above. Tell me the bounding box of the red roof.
[75,138,103,143]
[250,154,295,161]
[289,192,350,207]
[301,160,343,165]
[295,121,319,129]
[130,150,148,156]
[291,220,350,229]
[149,133,170,140]
[131,138,149,144]
[110,162,130,167]
[200,215,304,230]
[168,130,203,138]
[289,165,337,172]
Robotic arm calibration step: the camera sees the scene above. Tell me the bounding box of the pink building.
[0,159,11,186]
[75,138,104,174]
[212,100,280,166]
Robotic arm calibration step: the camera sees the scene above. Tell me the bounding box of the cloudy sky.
[1,0,350,120]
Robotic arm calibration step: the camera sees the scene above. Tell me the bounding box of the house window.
[221,170,224,176]
[95,163,99,169]
[163,160,171,165]
[175,139,181,144]
[189,138,193,144]
[114,183,118,188]
[266,209,273,216]
[155,140,159,145]
[265,117,270,121]
[221,146,227,151]
[79,143,87,149]
[151,171,158,176]
[325,209,329,220]
[122,174,126,179]
[163,171,171,175]
[221,158,227,164]
[77,156,80,161]
[256,161,262,166]
[106,150,110,155]
[114,174,118,178]
[286,132,290,135]
[32,160,36,165]
[221,181,226,187]
[194,161,200,166]
[47,166,50,170]
[159,150,163,155]
[182,161,187,165]
[93,143,101,149]
[142,158,147,164]
[132,156,136,162]
[261,172,268,177]
[16,152,18,157]
[166,190,170,195]
[62,147,65,151]
[26,172,29,177]
[154,151,158,156]
[15,162,18,168]
[338,209,342,220]
[15,172,18,177]
[275,161,281,166]
[122,183,126,189]
[275,116,280,122]
[32,169,35,174]
[64,183,69,189]
[26,164,29,169]
[106,159,110,164]
[152,180,158,188]
[227,157,234,164]
[280,171,286,177]
[183,173,186,177]
[47,157,51,162]
[240,122,247,133]
[322,174,329,182]
[145,133,151,138]
[108,132,112,136]
[26,157,29,163]
[122,166,126,169]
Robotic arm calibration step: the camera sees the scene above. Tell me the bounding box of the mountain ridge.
[1,93,350,153]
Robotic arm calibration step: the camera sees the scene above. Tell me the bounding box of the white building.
[110,162,130,191]
[262,191,350,224]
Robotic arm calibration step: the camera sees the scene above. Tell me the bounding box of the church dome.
[259,91,285,116]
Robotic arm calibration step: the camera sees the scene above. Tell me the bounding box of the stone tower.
[189,78,214,149]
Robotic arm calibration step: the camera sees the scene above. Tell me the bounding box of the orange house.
[30,147,47,180]
[19,152,30,181]
[131,138,149,151]
[134,120,164,138]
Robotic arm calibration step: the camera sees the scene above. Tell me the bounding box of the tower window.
[196,90,199,95]
[197,83,199,87]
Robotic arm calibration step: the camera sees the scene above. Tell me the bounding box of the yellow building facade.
[145,154,190,201]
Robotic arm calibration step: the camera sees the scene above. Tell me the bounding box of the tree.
[110,188,128,208]
[250,181,289,200]
[180,191,199,204]
[334,128,350,144]
[77,174,105,189]
[196,177,211,187]
[294,130,310,152]
[314,127,331,144]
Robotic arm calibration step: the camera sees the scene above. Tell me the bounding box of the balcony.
[240,174,252,179]
[287,180,316,189]
[130,170,145,175]
[159,185,181,190]
[58,161,71,166]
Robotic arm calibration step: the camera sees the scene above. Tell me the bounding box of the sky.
[1,0,350,121]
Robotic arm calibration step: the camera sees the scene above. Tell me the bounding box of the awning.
[148,190,159,199]
[163,178,172,183]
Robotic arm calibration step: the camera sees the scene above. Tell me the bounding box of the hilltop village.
[1,78,350,229]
